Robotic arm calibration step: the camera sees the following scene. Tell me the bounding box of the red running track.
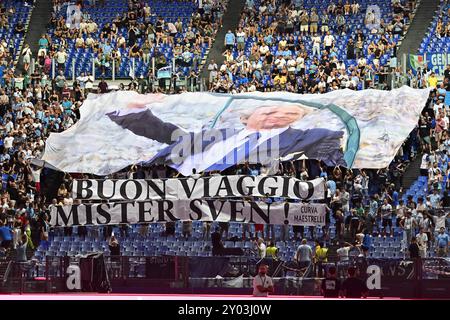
[0,293,407,300]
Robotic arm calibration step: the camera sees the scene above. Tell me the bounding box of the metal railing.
[1,255,449,297]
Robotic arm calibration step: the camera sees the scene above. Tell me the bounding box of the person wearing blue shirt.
[224,30,235,50]
[361,232,372,257]
[0,222,13,249]
[326,179,336,197]
[437,82,446,101]
[436,227,449,257]
[264,34,273,46]
[102,41,113,56]
[0,64,4,86]
[429,189,442,209]
[392,189,399,207]
[62,97,73,114]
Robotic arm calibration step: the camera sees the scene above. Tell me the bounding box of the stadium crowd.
[37,0,227,80]
[208,0,416,93]
[0,0,446,273]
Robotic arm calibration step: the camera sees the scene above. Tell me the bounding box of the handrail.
[2,260,13,287]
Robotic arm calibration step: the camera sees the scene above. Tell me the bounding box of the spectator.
[321,265,341,298]
[314,241,328,277]
[255,237,267,259]
[224,30,235,50]
[252,263,274,297]
[416,228,429,258]
[341,266,368,298]
[15,234,27,262]
[0,221,13,251]
[108,235,120,257]
[436,227,449,257]
[211,227,224,256]
[380,198,393,237]
[408,236,420,259]
[182,220,192,238]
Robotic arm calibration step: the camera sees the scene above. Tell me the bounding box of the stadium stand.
[208,0,415,92]
[419,1,450,55]
[44,0,227,79]
[0,0,33,67]
[0,0,448,298]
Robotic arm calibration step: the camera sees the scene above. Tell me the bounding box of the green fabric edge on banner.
[209,95,360,168]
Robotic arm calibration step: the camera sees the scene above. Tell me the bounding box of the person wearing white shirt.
[274,56,286,69]
[253,264,274,297]
[416,228,428,258]
[5,119,13,133]
[256,238,267,259]
[312,34,321,57]
[336,242,352,262]
[3,134,14,150]
[323,32,335,52]
[296,55,305,74]
[357,57,367,68]
[259,41,269,53]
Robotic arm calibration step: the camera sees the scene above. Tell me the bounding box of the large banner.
[426,52,450,75]
[73,176,325,201]
[49,200,327,227]
[40,87,429,175]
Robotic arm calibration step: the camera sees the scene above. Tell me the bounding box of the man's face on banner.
[243,105,309,130]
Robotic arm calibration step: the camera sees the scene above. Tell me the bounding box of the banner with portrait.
[40,87,429,175]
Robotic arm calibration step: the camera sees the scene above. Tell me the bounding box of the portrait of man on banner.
[107,95,347,176]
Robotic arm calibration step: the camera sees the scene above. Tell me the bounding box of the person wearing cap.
[252,264,274,297]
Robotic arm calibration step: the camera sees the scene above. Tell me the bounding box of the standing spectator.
[55,47,67,71]
[182,220,192,238]
[427,72,438,89]
[310,9,319,34]
[321,266,341,298]
[54,70,66,96]
[311,33,321,58]
[341,266,368,298]
[211,227,224,256]
[380,198,393,237]
[408,236,420,259]
[236,27,246,51]
[207,59,218,88]
[436,227,449,257]
[255,237,267,260]
[0,221,13,250]
[108,235,120,257]
[252,264,274,297]
[15,235,28,262]
[202,221,212,240]
[295,238,312,270]
[98,78,108,93]
[416,228,429,258]
[314,241,328,277]
[400,210,416,247]
[224,30,235,50]
[336,241,353,262]
[38,34,49,57]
